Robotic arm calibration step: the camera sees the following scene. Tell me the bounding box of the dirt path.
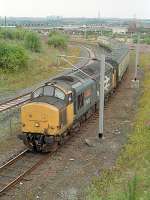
[0,52,139,200]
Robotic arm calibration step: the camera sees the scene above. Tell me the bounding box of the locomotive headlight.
[35,122,40,127]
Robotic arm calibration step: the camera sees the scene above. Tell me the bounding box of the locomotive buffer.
[58,54,106,139]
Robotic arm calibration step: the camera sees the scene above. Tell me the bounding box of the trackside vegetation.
[24,32,41,52]
[0,42,28,72]
[0,28,80,92]
[48,31,68,48]
[86,52,150,200]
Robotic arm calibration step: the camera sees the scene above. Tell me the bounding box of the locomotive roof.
[49,60,113,92]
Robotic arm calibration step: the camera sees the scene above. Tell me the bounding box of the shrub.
[0,28,16,40]
[14,29,26,40]
[48,32,68,48]
[0,28,26,40]
[0,42,28,72]
[24,32,41,52]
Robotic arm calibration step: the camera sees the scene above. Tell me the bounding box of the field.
[87,52,150,200]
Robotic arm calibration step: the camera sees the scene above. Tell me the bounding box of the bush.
[0,28,16,40]
[0,42,28,72]
[48,32,68,48]
[24,32,41,52]
[14,29,26,40]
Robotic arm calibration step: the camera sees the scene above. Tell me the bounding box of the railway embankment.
[86,52,150,200]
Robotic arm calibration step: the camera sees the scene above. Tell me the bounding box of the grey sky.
[0,0,150,19]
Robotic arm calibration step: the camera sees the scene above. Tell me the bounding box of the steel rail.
[0,149,28,170]
[0,155,50,195]
[0,93,31,112]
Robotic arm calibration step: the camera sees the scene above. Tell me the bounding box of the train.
[18,40,130,152]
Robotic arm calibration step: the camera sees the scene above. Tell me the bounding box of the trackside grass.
[86,52,150,200]
[0,43,80,92]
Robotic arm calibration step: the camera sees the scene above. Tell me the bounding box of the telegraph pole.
[98,54,105,138]
[134,32,140,81]
[4,16,7,27]
[84,25,87,39]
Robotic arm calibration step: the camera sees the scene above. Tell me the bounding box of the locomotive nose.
[21,102,60,134]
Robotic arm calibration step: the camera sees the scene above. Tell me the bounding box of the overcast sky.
[0,0,150,19]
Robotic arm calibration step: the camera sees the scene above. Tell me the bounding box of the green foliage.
[0,42,28,72]
[24,32,41,52]
[143,36,150,45]
[48,32,68,48]
[123,176,138,200]
[0,28,26,40]
[0,28,15,40]
[14,29,26,40]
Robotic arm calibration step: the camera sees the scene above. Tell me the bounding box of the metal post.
[4,16,7,27]
[135,33,140,80]
[85,26,87,40]
[98,54,105,138]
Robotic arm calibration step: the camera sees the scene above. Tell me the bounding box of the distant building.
[0,25,16,28]
[112,27,128,34]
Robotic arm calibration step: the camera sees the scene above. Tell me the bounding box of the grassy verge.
[0,41,80,92]
[86,52,150,200]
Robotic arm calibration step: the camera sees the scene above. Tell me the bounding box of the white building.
[112,27,128,34]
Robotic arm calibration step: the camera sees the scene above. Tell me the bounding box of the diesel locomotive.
[18,41,129,152]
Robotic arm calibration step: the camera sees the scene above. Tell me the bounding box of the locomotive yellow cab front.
[21,102,60,135]
[19,83,74,152]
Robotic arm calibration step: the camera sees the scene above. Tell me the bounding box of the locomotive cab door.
[66,91,74,127]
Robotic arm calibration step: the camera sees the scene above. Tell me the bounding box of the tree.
[24,32,41,52]
[48,32,68,48]
[0,42,28,72]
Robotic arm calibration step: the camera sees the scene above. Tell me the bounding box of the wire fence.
[0,107,21,138]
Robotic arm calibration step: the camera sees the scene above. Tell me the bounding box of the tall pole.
[135,32,140,81]
[4,16,7,27]
[84,25,87,39]
[99,54,105,138]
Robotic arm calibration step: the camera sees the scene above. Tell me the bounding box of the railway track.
[0,46,95,113]
[0,93,31,112]
[0,130,78,196]
[0,149,51,196]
